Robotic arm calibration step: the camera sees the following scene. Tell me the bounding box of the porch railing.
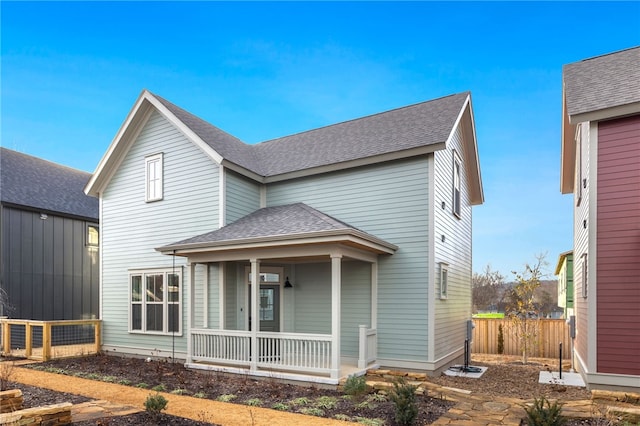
[0,318,101,361]
[358,325,377,369]
[190,329,332,375]
[192,329,251,365]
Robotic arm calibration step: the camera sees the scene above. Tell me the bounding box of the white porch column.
[371,262,378,329]
[331,254,342,379]
[202,264,209,328]
[186,262,195,364]
[250,258,260,372]
[218,262,225,330]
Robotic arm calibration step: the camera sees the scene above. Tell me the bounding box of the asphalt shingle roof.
[0,148,98,220]
[564,46,640,117]
[167,203,369,247]
[152,91,469,177]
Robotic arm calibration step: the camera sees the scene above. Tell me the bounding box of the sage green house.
[555,251,574,318]
[85,90,484,384]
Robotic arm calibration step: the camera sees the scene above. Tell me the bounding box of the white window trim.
[145,153,164,202]
[452,151,462,219]
[129,267,182,335]
[439,262,449,299]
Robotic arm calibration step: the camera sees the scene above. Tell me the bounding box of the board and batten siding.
[101,110,220,357]
[225,170,261,224]
[574,122,591,371]
[433,124,473,363]
[1,207,99,320]
[266,157,431,365]
[596,115,640,376]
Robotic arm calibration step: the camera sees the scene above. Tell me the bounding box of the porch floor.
[185,360,373,386]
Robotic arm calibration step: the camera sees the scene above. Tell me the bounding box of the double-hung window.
[452,152,462,218]
[145,153,163,202]
[130,268,181,334]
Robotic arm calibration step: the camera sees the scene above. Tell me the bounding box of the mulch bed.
[14,353,453,425]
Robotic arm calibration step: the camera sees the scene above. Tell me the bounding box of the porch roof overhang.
[156,203,398,263]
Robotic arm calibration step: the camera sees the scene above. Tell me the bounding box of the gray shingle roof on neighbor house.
[161,202,394,250]
[564,46,640,117]
[0,147,98,220]
[154,91,470,177]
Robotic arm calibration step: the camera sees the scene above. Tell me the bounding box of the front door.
[257,285,280,332]
[247,269,282,332]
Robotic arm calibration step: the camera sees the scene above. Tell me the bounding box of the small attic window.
[87,224,99,247]
[145,153,164,202]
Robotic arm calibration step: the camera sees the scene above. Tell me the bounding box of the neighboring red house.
[560,46,640,392]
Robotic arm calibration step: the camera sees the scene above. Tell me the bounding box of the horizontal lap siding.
[293,263,331,334]
[267,158,430,363]
[596,115,640,375]
[341,261,371,357]
[225,171,261,224]
[574,123,590,369]
[433,125,473,361]
[102,110,219,355]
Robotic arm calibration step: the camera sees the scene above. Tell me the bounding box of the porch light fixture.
[284,277,293,288]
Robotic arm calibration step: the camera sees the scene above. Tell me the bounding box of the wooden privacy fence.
[471,318,570,359]
[0,318,101,361]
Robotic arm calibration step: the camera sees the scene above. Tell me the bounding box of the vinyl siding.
[192,263,220,329]
[596,115,640,375]
[1,207,99,320]
[101,110,219,355]
[266,157,430,363]
[574,122,591,369]
[293,263,331,335]
[433,124,473,361]
[225,170,261,224]
[340,260,372,357]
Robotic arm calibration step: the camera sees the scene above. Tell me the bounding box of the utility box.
[466,319,475,341]
[568,315,576,338]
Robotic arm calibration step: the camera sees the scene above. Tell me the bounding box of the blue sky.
[2,2,639,278]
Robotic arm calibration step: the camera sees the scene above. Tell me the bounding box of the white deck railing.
[190,329,333,375]
[192,329,251,365]
[358,325,377,369]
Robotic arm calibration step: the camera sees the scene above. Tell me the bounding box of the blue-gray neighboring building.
[0,148,99,320]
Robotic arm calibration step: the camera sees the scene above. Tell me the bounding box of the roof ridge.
[296,203,354,230]
[255,92,470,146]
[569,45,639,65]
[1,147,93,176]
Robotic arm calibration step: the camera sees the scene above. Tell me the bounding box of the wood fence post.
[42,322,51,361]
[94,320,101,354]
[25,323,32,358]
[1,321,9,355]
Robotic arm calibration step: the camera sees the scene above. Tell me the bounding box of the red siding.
[596,115,640,376]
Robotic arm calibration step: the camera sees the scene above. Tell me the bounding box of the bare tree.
[472,265,505,313]
[507,253,548,364]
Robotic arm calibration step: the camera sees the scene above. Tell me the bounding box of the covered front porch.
[158,203,397,385]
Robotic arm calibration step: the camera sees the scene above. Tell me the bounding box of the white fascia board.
[157,232,397,257]
[444,94,484,205]
[85,89,225,197]
[263,144,445,184]
[560,93,577,195]
[146,93,223,165]
[568,102,640,125]
[85,90,152,196]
